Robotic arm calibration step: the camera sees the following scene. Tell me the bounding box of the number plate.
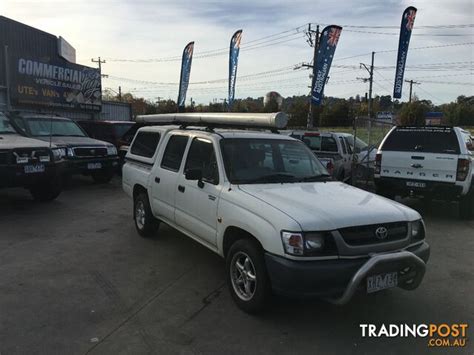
[24,164,45,174]
[406,181,426,188]
[367,272,398,293]
[87,162,102,170]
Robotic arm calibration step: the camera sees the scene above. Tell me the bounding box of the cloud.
[2,0,473,104]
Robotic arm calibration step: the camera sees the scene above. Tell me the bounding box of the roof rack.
[135,112,288,131]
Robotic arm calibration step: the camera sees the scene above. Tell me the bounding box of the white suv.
[374,126,474,218]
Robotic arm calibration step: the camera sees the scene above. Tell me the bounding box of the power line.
[107,26,306,63]
[315,23,474,29]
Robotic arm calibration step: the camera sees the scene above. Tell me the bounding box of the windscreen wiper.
[297,174,332,182]
[242,173,297,183]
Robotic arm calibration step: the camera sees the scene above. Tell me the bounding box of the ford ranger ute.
[374,126,474,219]
[122,113,430,313]
[10,114,119,183]
[0,112,64,201]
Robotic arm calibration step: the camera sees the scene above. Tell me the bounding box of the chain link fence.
[351,117,395,189]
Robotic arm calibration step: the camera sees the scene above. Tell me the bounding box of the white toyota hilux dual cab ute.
[374,126,474,219]
[122,113,430,313]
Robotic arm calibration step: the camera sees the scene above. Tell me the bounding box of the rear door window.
[161,135,189,171]
[130,131,161,158]
[382,127,460,154]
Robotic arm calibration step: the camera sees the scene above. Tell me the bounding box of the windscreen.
[344,135,368,152]
[302,135,338,152]
[382,127,460,154]
[0,114,16,134]
[220,138,329,184]
[25,118,86,137]
[113,123,135,139]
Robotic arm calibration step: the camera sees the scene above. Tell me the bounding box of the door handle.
[154,177,160,183]
[178,185,185,193]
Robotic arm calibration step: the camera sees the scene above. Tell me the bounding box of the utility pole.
[91,57,108,78]
[405,79,420,102]
[118,86,122,102]
[358,52,375,183]
[301,23,320,129]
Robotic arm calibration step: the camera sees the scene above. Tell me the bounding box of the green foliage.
[398,100,431,126]
[440,96,474,126]
[285,96,309,127]
[320,99,352,126]
[115,91,472,129]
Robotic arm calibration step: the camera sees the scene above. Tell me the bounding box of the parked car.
[122,113,429,313]
[285,130,356,181]
[337,133,377,180]
[10,114,120,183]
[0,112,64,201]
[374,126,474,218]
[77,120,136,165]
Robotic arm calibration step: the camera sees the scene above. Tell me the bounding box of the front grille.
[12,148,51,164]
[73,147,107,157]
[339,222,408,245]
[0,151,10,165]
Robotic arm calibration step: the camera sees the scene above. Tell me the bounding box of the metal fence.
[351,117,395,189]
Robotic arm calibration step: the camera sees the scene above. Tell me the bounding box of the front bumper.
[0,161,65,188]
[65,156,120,175]
[265,241,429,303]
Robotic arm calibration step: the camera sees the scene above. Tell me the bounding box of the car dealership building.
[0,16,131,121]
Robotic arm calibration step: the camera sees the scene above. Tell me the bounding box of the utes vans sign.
[11,56,102,112]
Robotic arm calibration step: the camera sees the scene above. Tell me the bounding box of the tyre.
[226,238,271,314]
[134,192,160,237]
[30,178,62,202]
[91,170,114,184]
[459,189,474,219]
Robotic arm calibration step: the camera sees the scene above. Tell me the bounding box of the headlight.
[281,231,336,257]
[51,148,65,161]
[305,233,325,251]
[410,220,424,240]
[281,232,304,255]
[67,148,75,157]
[107,146,118,156]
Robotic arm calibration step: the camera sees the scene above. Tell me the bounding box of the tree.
[398,100,430,126]
[440,96,474,126]
[286,96,309,127]
[320,99,352,127]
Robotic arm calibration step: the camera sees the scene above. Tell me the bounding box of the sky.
[2,0,473,105]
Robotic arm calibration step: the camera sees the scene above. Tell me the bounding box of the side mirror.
[185,168,202,181]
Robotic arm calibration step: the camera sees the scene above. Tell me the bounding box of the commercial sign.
[10,57,101,111]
